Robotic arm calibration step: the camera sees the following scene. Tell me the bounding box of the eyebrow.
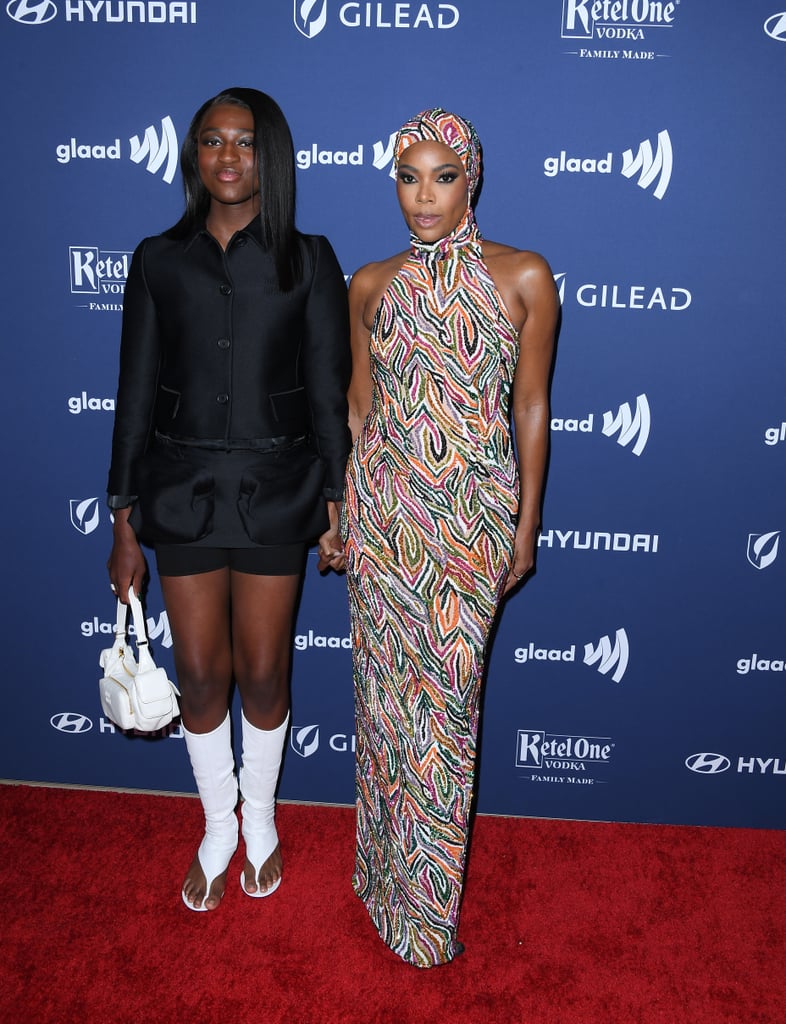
[199,125,254,134]
[397,161,461,173]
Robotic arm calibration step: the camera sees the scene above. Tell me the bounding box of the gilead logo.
[291,724,320,757]
[295,0,459,36]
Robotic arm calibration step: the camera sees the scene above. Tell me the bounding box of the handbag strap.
[127,586,156,673]
[114,597,128,643]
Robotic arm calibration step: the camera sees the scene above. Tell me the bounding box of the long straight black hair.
[167,87,302,291]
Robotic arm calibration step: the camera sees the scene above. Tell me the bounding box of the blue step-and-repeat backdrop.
[1,1,784,829]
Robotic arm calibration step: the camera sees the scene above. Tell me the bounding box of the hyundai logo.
[50,712,93,734]
[685,752,730,774]
[6,0,57,24]
[763,13,786,41]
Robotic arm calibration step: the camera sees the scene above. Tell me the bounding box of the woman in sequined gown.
[337,109,557,967]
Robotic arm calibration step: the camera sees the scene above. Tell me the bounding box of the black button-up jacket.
[107,220,351,501]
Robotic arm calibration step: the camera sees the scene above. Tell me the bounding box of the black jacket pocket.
[130,443,214,543]
[237,442,327,544]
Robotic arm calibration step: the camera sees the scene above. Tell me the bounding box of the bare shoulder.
[349,250,409,328]
[481,241,557,331]
[482,241,553,280]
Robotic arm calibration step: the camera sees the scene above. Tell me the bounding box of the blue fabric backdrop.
[2,0,784,827]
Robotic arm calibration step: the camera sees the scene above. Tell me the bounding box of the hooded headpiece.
[394,108,482,199]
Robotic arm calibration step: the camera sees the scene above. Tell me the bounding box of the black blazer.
[107,220,351,502]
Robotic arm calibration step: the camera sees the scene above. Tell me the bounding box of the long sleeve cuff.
[107,494,138,510]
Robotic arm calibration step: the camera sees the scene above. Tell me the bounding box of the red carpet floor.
[0,784,783,1023]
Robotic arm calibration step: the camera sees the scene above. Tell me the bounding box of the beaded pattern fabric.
[343,187,520,965]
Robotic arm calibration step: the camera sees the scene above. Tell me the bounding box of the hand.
[317,501,345,573]
[503,522,537,595]
[107,507,147,601]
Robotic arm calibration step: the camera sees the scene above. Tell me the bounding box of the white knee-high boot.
[182,711,239,911]
[239,710,289,897]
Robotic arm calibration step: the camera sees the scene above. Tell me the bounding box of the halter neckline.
[409,207,482,264]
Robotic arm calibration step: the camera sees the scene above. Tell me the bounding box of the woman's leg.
[160,568,236,911]
[230,571,301,895]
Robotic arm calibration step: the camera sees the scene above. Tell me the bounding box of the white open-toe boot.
[182,711,238,911]
[239,710,289,897]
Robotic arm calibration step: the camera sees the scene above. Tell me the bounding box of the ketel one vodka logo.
[69,247,131,296]
[516,729,614,771]
[561,0,678,40]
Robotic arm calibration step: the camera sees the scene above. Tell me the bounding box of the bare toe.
[183,851,229,910]
[244,844,282,895]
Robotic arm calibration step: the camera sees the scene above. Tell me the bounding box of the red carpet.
[0,784,783,1024]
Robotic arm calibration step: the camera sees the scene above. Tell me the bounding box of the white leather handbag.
[98,587,180,731]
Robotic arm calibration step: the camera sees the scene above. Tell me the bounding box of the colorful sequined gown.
[342,210,520,967]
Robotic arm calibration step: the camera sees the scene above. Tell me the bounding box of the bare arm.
[346,264,377,443]
[506,254,558,592]
[317,262,381,572]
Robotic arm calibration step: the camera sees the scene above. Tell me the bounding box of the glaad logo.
[685,752,731,774]
[764,422,786,446]
[6,0,56,22]
[764,12,786,40]
[294,0,327,37]
[68,393,115,414]
[544,131,673,200]
[747,532,780,570]
[373,131,397,178]
[736,652,785,676]
[584,629,629,683]
[621,131,672,200]
[514,627,630,683]
[602,394,651,456]
[129,117,178,184]
[55,117,178,184]
[553,394,651,455]
[294,629,352,650]
[70,497,100,535]
[81,611,172,648]
[50,712,93,734]
[291,724,320,757]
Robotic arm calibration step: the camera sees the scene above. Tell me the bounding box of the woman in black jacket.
[107,87,350,911]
